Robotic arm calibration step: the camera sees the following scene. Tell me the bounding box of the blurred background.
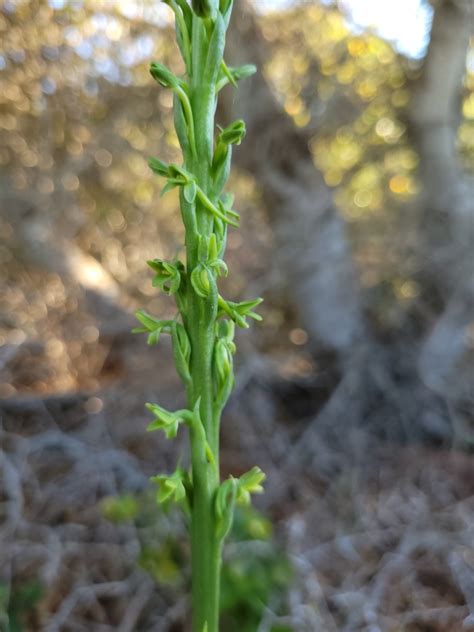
[0,0,473,630]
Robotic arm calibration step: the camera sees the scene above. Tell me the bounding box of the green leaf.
[173,92,191,157]
[204,12,226,89]
[164,0,192,73]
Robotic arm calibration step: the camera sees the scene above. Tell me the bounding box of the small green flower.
[145,402,194,438]
[147,259,183,295]
[218,296,263,328]
[132,310,172,345]
[151,468,188,505]
[236,467,266,505]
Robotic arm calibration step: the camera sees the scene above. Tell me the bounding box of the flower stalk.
[135,2,264,630]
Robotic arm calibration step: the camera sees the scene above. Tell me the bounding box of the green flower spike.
[139,1,263,629]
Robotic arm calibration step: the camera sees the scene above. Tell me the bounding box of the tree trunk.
[407,0,474,429]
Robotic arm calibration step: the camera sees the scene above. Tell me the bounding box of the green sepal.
[197,234,210,261]
[184,180,197,204]
[230,64,257,82]
[173,92,191,158]
[133,310,172,345]
[197,235,228,277]
[161,180,178,197]
[217,63,257,91]
[148,157,169,177]
[209,257,228,277]
[195,183,239,227]
[171,321,192,385]
[236,466,266,505]
[149,158,197,197]
[147,259,183,295]
[208,233,219,260]
[145,402,195,438]
[150,468,189,506]
[215,476,237,540]
[218,296,263,328]
[168,163,195,183]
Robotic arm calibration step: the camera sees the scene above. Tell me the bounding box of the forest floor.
[1,331,473,631]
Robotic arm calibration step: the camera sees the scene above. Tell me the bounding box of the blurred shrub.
[102,492,292,630]
[0,580,42,632]
[220,506,292,632]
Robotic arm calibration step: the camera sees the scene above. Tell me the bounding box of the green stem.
[186,13,221,632]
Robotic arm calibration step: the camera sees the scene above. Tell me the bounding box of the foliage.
[0,581,43,632]
[220,506,292,632]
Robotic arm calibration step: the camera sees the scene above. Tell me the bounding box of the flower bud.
[214,339,232,387]
[171,322,192,385]
[191,263,212,298]
[192,0,218,18]
[149,62,182,89]
[219,119,246,146]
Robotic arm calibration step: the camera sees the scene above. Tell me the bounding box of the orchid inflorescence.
[133,1,264,630]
